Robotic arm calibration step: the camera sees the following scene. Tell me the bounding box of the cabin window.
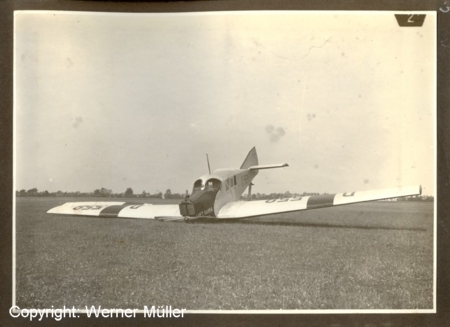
[234,176,237,185]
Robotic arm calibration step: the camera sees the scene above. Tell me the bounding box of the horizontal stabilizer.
[248,163,289,170]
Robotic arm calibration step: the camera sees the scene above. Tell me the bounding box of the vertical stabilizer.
[240,147,259,169]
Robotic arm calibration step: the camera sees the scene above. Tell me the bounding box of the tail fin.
[240,147,259,169]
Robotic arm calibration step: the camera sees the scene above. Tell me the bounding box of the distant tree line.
[241,193,435,202]
[15,188,434,202]
[16,188,324,199]
[396,195,434,202]
[15,187,186,199]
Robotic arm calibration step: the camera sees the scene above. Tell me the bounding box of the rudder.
[240,147,259,169]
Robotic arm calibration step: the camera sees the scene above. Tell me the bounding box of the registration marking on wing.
[218,196,310,218]
[333,185,421,206]
[47,202,126,216]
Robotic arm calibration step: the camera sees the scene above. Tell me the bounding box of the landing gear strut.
[248,183,254,201]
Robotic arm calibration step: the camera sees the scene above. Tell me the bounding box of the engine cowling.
[179,188,219,217]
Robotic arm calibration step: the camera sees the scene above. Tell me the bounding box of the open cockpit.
[192,178,222,193]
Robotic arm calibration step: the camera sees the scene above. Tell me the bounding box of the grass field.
[15,197,434,310]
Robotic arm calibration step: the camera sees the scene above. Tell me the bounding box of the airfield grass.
[15,197,434,310]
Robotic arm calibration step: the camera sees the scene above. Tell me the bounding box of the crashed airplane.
[48,147,421,221]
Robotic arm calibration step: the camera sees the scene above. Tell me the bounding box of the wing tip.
[47,207,58,214]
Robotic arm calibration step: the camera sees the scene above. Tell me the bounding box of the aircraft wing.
[47,201,181,219]
[217,185,422,219]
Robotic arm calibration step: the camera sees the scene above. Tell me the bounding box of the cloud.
[276,127,285,137]
[73,116,83,128]
[307,113,316,121]
[265,124,274,133]
[266,125,286,142]
[270,134,280,142]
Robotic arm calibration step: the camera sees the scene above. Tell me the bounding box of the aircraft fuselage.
[179,168,258,218]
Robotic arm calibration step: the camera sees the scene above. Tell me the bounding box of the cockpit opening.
[193,179,203,192]
[205,178,222,190]
[192,178,222,194]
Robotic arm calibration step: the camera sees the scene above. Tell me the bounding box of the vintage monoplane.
[48,147,421,221]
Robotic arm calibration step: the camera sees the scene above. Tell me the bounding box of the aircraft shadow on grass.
[188,218,427,232]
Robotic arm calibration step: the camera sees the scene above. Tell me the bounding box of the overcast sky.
[14,11,436,196]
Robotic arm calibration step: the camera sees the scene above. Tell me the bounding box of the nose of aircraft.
[179,200,195,217]
[179,188,219,218]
